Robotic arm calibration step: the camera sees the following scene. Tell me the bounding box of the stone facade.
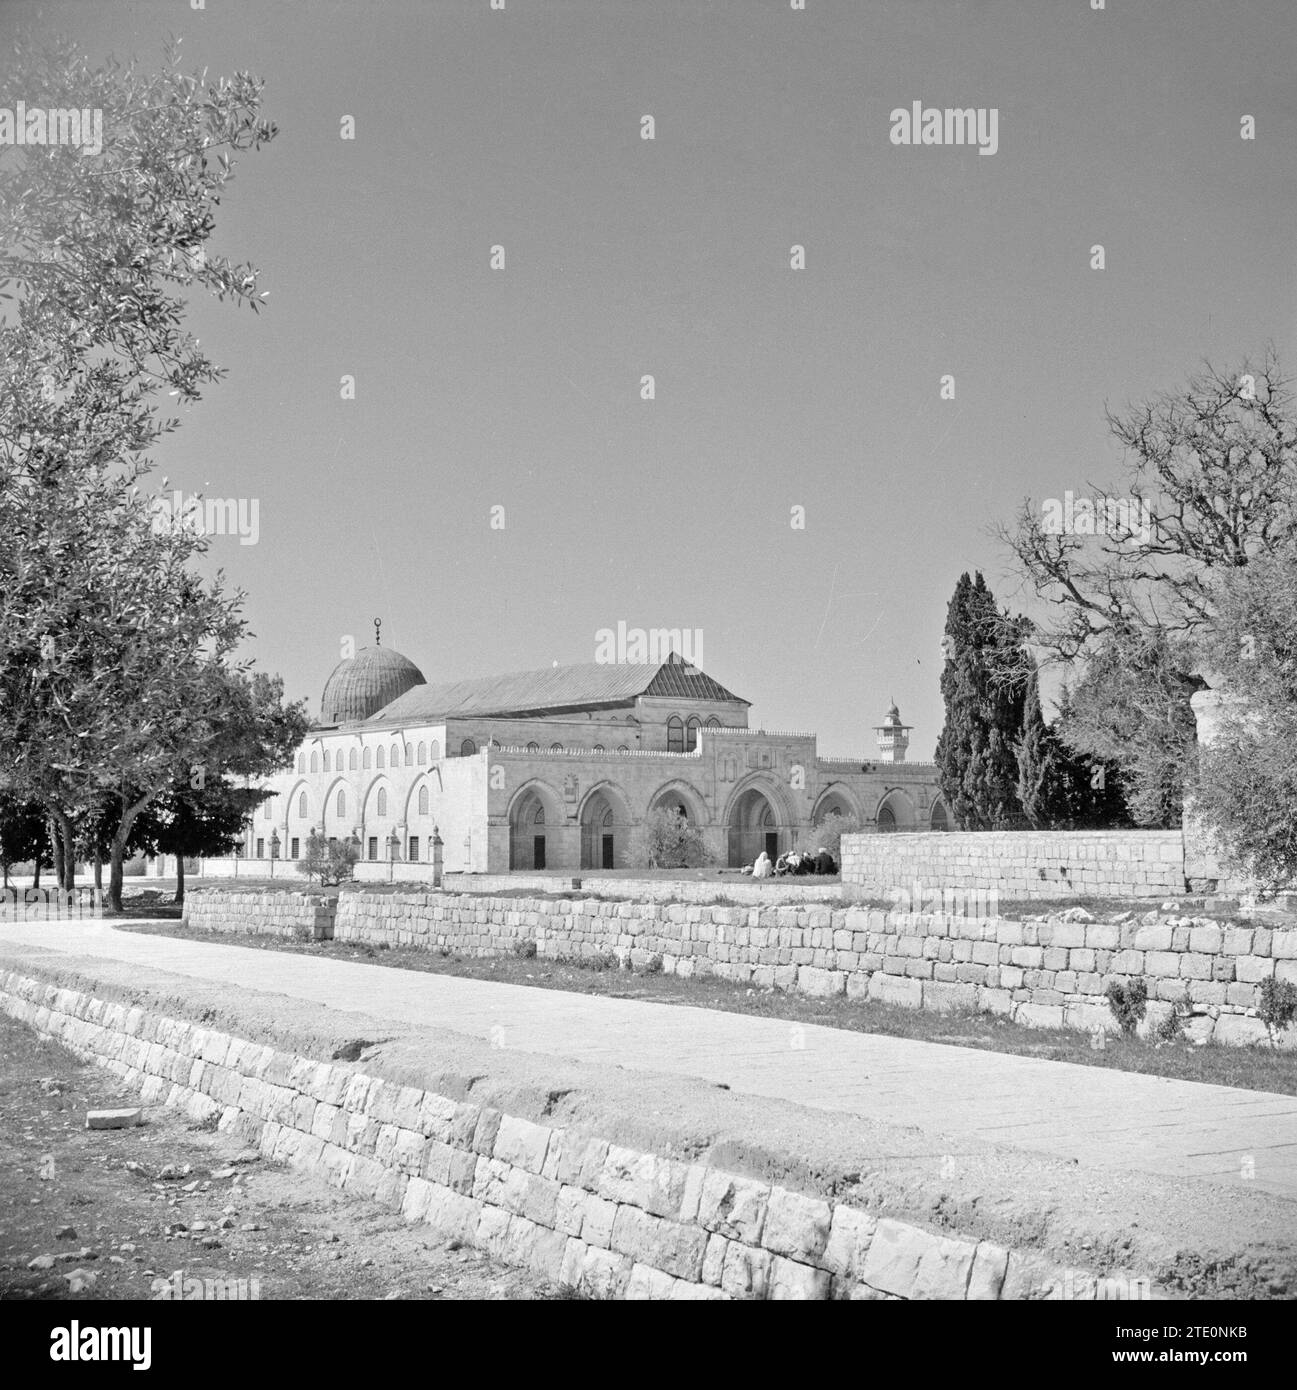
[840,829,1187,900]
[0,966,1156,1299]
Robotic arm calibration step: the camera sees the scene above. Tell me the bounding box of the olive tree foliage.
[630,807,713,870]
[998,351,1297,824]
[1190,540,1297,890]
[0,36,286,909]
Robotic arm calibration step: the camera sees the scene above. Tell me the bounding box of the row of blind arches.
[272,785,435,822]
[297,740,450,774]
[295,715,722,774]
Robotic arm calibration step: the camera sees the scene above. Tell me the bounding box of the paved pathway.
[3,918,1296,1201]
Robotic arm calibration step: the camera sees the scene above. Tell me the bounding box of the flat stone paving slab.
[3,917,1296,1203]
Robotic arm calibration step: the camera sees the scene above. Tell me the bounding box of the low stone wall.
[183,889,334,941]
[354,867,844,905]
[333,890,1294,1048]
[0,965,1153,1300]
[841,830,1186,900]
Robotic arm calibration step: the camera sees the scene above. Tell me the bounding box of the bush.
[513,939,537,959]
[1258,975,1297,1048]
[802,811,861,861]
[630,808,714,870]
[1105,977,1148,1038]
[296,832,359,887]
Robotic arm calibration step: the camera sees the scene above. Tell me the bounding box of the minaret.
[875,700,911,763]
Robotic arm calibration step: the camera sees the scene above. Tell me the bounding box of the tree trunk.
[93,847,102,891]
[58,810,76,892]
[48,818,63,890]
[175,854,185,906]
[108,796,149,913]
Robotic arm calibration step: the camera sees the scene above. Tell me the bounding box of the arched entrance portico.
[727,783,785,868]
[509,782,560,870]
[580,785,629,870]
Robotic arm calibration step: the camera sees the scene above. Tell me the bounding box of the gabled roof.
[358,654,748,725]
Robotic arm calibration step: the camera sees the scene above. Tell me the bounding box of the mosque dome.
[320,646,426,724]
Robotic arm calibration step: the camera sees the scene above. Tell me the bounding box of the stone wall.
[182,889,335,941]
[840,830,1186,900]
[332,890,1294,1048]
[0,966,1153,1300]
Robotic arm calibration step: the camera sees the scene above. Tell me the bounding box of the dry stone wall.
[328,890,1293,1048]
[841,830,1186,900]
[0,966,1152,1300]
[183,889,334,941]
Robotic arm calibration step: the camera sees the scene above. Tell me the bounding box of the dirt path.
[0,1014,556,1302]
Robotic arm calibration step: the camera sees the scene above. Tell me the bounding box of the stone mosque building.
[229,638,948,876]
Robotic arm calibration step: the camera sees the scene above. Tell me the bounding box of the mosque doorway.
[727,786,781,868]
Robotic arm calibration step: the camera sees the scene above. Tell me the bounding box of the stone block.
[580,1193,618,1248]
[968,1242,1009,1300]
[1144,951,1180,978]
[797,966,846,997]
[1189,925,1223,955]
[867,973,923,1008]
[493,1115,553,1175]
[761,1186,832,1263]
[595,1145,687,1218]
[626,1262,678,1301]
[720,1242,772,1299]
[859,1219,975,1300]
[768,1256,832,1300]
[696,1170,769,1244]
[821,1204,877,1281]
[610,1206,707,1281]
[1132,924,1172,951]
[1214,1014,1270,1047]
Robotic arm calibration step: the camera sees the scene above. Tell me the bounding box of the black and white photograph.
[1,0,1294,1363]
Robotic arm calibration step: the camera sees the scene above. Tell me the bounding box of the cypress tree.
[934,573,1027,829]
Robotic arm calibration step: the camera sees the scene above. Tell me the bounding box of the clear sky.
[7,0,1297,758]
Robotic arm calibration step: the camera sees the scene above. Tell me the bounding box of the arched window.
[534,806,545,825]
[705,716,721,728]
[263,798,274,820]
[551,743,564,752]
[429,740,441,760]
[418,786,429,815]
[686,716,701,751]
[296,753,305,774]
[349,749,358,771]
[667,716,684,753]
[461,738,477,756]
[377,788,387,817]
[592,744,604,753]
[309,751,318,772]
[931,801,949,831]
[298,792,308,818]
[877,804,896,832]
[363,748,372,769]
[417,741,426,764]
[376,747,385,769]
[336,789,346,817]
[526,742,539,752]
[617,744,629,753]
[391,744,400,766]
[322,750,331,772]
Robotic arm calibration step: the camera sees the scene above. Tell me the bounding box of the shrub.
[629,808,714,870]
[513,939,537,959]
[1258,975,1297,1048]
[1104,977,1148,1038]
[644,953,663,975]
[802,811,862,861]
[297,832,359,887]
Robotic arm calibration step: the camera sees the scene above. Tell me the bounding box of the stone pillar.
[1182,687,1245,893]
[431,826,443,888]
